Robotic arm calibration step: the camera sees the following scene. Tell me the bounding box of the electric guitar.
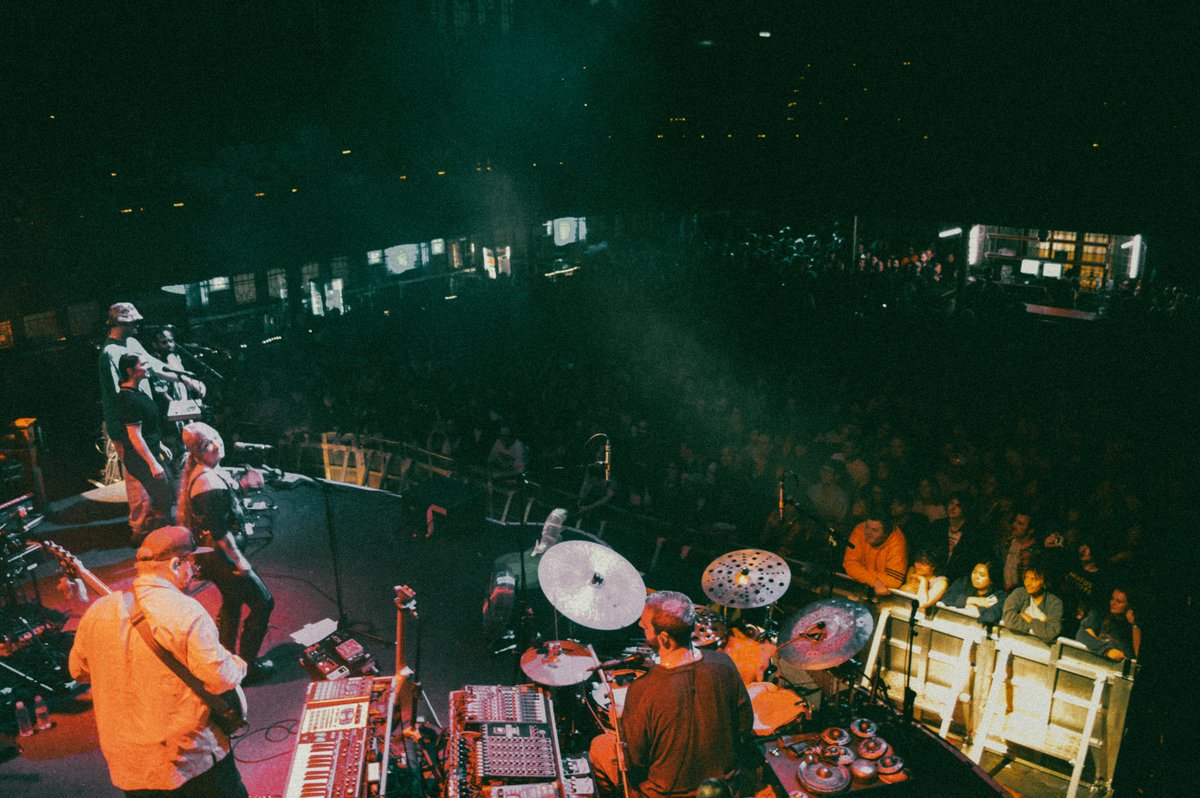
[38,540,249,735]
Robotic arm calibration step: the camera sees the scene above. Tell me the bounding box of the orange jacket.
[843,522,908,589]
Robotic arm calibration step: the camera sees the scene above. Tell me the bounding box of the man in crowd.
[843,506,909,596]
[589,590,753,798]
[69,526,249,797]
[1001,506,1038,591]
[1002,563,1064,643]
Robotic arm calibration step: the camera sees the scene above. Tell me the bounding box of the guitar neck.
[38,541,114,598]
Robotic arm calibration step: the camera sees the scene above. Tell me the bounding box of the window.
[331,256,349,281]
[0,320,13,350]
[301,261,320,286]
[23,310,61,341]
[267,268,288,299]
[234,273,257,304]
[205,276,230,291]
[67,301,101,336]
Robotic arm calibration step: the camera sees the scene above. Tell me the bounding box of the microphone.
[604,436,611,482]
[233,441,275,452]
[590,652,647,671]
[778,478,785,523]
[162,366,199,379]
[179,342,219,354]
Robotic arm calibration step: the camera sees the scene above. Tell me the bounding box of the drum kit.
[516,540,877,743]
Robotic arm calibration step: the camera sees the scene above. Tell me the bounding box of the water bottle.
[33,695,53,730]
[14,701,34,737]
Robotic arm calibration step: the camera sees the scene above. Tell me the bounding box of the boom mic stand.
[297,474,391,645]
[175,344,225,384]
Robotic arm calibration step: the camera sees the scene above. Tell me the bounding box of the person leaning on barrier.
[1076,586,1140,661]
[1001,562,1064,643]
[843,503,908,596]
[941,560,1007,626]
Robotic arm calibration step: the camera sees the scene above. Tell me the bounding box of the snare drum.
[587,665,648,732]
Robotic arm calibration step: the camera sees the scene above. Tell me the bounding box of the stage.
[2,476,1065,796]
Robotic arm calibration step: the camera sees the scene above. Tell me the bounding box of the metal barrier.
[857,592,1135,798]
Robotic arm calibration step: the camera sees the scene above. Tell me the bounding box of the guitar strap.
[127,592,243,736]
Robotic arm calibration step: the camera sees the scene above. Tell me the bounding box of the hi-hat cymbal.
[701,549,792,609]
[778,598,874,671]
[520,640,597,686]
[538,540,646,630]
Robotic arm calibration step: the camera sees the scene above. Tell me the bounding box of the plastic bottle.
[14,701,34,737]
[33,695,53,730]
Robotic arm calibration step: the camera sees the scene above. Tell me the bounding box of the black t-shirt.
[620,650,753,798]
[116,387,163,452]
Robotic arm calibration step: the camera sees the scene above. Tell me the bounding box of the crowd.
[187,223,1191,662]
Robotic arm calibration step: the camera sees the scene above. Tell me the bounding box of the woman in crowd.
[941,560,1007,625]
[899,548,949,614]
[1076,587,1140,661]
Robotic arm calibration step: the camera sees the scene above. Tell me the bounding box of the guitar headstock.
[393,584,417,612]
[38,540,83,580]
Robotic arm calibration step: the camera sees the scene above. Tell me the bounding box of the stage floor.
[1,478,1074,797]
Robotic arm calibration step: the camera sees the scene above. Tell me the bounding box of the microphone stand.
[175,344,225,384]
[297,474,391,645]
[902,598,919,725]
[589,645,633,798]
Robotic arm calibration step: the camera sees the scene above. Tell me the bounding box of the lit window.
[205,276,230,291]
[0,320,13,350]
[267,268,288,299]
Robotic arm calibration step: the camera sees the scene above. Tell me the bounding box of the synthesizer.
[283,675,397,798]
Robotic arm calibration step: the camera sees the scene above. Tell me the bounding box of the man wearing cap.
[99,302,201,542]
[69,526,249,796]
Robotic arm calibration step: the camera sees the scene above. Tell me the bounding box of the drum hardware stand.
[506,473,539,682]
[589,644,633,798]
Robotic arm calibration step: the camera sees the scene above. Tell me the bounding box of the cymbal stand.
[588,644,633,798]
[510,474,537,682]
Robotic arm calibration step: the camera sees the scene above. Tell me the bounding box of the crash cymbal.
[538,540,646,630]
[778,598,874,671]
[701,549,792,609]
[520,640,597,686]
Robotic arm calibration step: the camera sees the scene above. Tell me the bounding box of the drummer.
[590,590,754,798]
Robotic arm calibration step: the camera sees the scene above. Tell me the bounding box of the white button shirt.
[69,573,247,791]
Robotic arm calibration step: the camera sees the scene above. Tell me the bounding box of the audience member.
[1002,563,1064,643]
[843,506,908,596]
[898,548,948,613]
[1076,587,1140,661]
[941,560,1007,625]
